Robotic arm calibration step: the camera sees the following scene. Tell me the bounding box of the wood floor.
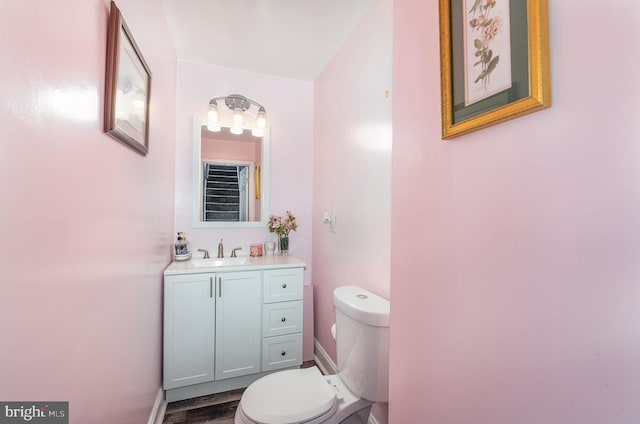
[162,388,244,424]
[162,361,316,424]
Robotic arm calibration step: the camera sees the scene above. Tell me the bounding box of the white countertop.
[164,255,306,276]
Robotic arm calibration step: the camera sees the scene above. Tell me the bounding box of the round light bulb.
[207,103,220,123]
[232,107,244,126]
[230,126,243,135]
[255,109,267,129]
[251,128,264,137]
[207,124,221,132]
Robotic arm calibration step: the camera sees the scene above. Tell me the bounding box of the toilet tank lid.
[333,285,390,327]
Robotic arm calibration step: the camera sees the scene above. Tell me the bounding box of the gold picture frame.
[104,1,152,155]
[255,165,261,199]
[439,0,551,139]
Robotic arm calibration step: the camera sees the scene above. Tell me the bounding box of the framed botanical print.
[439,0,551,139]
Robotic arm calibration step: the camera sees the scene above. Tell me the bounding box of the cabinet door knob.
[281,351,286,356]
[281,317,287,322]
[281,283,287,289]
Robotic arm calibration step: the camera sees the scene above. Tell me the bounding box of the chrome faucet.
[197,248,210,259]
[217,238,224,258]
[231,247,242,257]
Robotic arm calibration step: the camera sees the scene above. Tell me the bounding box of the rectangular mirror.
[192,117,269,228]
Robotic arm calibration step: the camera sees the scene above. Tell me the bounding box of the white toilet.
[235,285,390,424]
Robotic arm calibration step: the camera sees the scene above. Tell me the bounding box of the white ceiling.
[160,0,375,81]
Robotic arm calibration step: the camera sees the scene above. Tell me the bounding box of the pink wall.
[174,61,314,278]
[313,0,392,361]
[312,0,391,420]
[0,1,176,422]
[201,136,260,163]
[391,1,640,423]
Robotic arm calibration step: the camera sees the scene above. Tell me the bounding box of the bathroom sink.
[191,257,248,267]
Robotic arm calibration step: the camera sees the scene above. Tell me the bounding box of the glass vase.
[278,235,289,256]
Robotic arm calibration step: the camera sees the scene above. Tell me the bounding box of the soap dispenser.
[175,232,190,257]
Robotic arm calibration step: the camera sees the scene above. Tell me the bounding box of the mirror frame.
[192,117,270,228]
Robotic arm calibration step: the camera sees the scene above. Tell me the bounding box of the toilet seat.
[240,367,338,424]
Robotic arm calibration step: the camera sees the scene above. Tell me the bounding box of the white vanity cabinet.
[261,268,304,371]
[163,256,305,402]
[163,272,215,389]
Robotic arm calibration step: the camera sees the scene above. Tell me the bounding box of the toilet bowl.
[235,286,390,424]
[234,366,372,424]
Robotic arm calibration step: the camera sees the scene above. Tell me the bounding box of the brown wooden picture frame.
[104,1,152,155]
[439,0,551,139]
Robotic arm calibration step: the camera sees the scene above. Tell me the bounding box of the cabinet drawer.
[263,268,303,303]
[262,333,303,371]
[262,300,303,337]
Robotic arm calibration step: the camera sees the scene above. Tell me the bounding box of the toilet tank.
[333,285,390,402]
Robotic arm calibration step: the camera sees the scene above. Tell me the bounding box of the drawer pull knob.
[281,283,287,289]
[281,351,286,356]
[281,317,287,322]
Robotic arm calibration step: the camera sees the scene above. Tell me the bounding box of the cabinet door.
[163,273,215,389]
[215,270,262,380]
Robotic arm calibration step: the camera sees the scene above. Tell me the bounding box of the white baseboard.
[147,387,167,424]
[313,338,382,424]
[313,337,337,375]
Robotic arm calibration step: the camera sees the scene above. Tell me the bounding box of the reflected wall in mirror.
[192,118,269,228]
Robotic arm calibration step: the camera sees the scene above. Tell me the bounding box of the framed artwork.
[439,0,550,139]
[104,1,152,155]
[255,165,261,199]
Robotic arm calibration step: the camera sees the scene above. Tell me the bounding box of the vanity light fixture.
[207,103,220,122]
[206,94,267,137]
[255,109,267,128]
[252,108,267,137]
[232,107,244,126]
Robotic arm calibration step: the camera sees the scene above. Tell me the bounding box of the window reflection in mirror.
[202,162,254,221]
[192,118,269,228]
